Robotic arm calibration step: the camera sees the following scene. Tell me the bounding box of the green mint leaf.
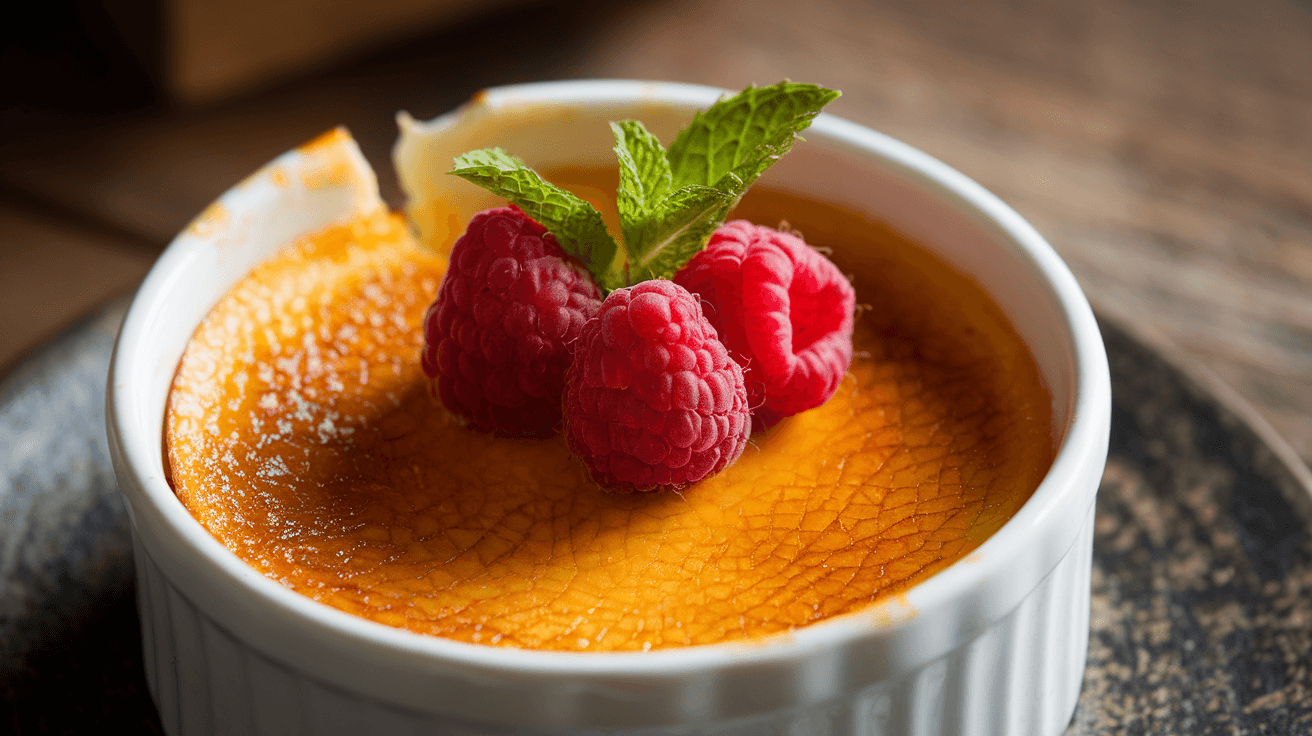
[449,148,626,291]
[609,83,839,283]
[612,121,735,281]
[612,121,672,215]
[667,82,840,198]
[624,185,735,283]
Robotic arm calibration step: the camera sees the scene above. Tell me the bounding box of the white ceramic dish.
[107,80,1111,736]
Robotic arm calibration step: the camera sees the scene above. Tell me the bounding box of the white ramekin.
[107,80,1111,736]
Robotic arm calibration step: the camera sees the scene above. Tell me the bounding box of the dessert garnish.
[563,279,749,492]
[419,207,602,437]
[445,82,841,290]
[424,81,850,490]
[674,220,856,430]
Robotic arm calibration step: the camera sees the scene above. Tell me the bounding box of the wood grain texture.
[165,0,524,104]
[0,204,152,378]
[1,0,1310,465]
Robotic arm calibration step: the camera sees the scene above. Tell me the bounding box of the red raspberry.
[674,220,855,429]
[563,280,750,492]
[421,207,602,437]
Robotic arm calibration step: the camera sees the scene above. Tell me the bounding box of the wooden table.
[3,0,1311,466]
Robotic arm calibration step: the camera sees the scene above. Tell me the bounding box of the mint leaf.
[612,121,671,216]
[449,148,626,290]
[612,120,734,280]
[609,83,839,282]
[667,82,840,199]
[624,185,735,283]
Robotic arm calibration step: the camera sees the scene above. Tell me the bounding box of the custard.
[165,174,1053,652]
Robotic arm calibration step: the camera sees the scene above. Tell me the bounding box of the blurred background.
[2,0,1311,468]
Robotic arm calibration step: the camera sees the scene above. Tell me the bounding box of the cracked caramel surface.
[166,184,1053,651]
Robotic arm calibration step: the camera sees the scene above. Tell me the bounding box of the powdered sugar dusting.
[166,209,446,549]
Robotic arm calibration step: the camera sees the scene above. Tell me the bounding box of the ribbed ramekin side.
[134,534,520,736]
[132,503,1094,736]
[841,502,1094,736]
[134,534,178,734]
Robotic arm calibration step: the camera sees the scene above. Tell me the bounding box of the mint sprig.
[667,82,842,195]
[446,82,839,290]
[612,121,736,283]
[449,148,626,290]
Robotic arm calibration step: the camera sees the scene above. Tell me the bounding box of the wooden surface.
[165,0,523,105]
[2,0,1311,467]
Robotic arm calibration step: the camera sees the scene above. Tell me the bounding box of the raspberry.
[674,220,855,429]
[563,280,750,492]
[421,207,602,437]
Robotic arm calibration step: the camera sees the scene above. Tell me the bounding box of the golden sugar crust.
[166,199,1052,652]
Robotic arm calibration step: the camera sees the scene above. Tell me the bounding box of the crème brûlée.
[164,170,1054,653]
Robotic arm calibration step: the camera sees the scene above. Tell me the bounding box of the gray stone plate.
[2,302,1311,734]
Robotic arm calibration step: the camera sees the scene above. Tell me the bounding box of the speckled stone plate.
[2,302,1311,734]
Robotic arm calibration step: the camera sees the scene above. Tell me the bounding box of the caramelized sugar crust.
[166,191,1053,652]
